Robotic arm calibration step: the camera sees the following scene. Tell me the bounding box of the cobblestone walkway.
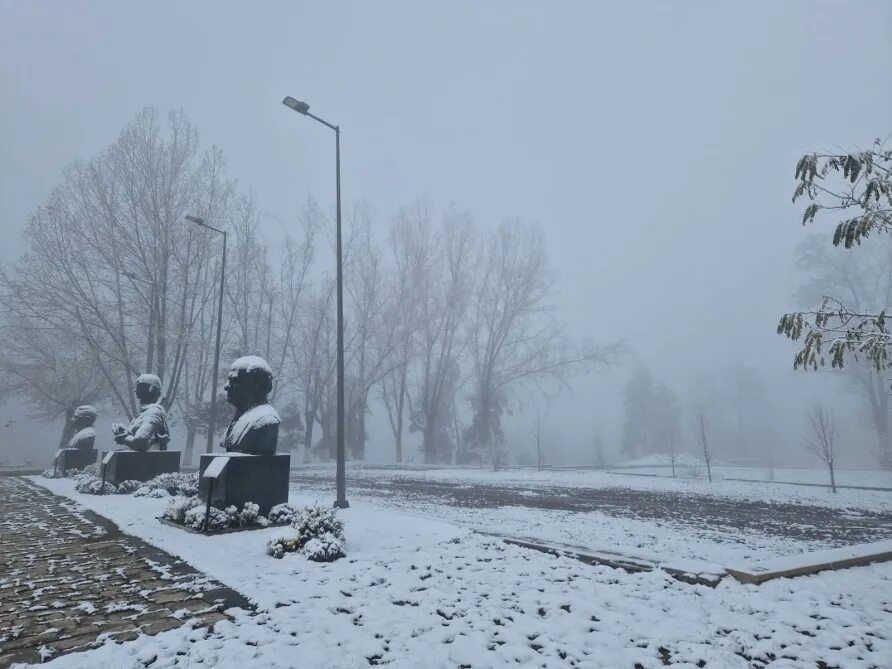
[0,477,249,667]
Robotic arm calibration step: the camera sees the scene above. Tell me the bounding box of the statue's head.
[71,405,97,429]
[135,374,163,405]
[224,356,274,412]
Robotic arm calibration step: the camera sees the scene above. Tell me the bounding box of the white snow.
[24,476,892,669]
[229,355,273,376]
[135,373,162,391]
[307,465,892,512]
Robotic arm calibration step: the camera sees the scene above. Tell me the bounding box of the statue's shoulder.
[242,404,280,429]
[145,403,168,419]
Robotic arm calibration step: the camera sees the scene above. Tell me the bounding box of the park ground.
[2,466,891,668]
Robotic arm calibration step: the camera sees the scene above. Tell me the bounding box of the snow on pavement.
[25,477,892,668]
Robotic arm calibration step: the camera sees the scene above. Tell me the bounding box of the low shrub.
[267,506,346,560]
[292,505,344,542]
[135,472,198,497]
[183,505,230,531]
[74,475,117,495]
[225,502,270,528]
[115,480,142,494]
[266,534,301,559]
[162,496,204,524]
[41,468,64,479]
[267,503,299,526]
[302,532,345,562]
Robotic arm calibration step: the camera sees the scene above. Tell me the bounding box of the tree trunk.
[829,461,837,493]
[705,459,712,483]
[184,427,196,468]
[303,412,315,464]
[57,405,76,448]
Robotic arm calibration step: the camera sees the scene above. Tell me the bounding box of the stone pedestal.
[102,450,181,485]
[55,449,98,474]
[198,453,290,516]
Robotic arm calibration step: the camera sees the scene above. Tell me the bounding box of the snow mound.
[230,355,273,376]
[613,453,705,468]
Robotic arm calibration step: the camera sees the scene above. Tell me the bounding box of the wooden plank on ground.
[726,540,892,584]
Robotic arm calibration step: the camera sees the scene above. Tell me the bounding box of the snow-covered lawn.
[297,464,892,513]
[25,477,892,668]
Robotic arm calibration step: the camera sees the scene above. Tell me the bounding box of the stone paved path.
[0,477,249,667]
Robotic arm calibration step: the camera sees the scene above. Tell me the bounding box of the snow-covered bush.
[183,505,231,531]
[225,501,269,528]
[146,488,171,499]
[136,472,198,497]
[82,463,100,477]
[292,505,344,542]
[267,503,299,526]
[74,475,117,495]
[302,532,345,562]
[115,480,142,494]
[164,500,269,531]
[266,534,301,559]
[41,468,64,479]
[267,506,346,560]
[162,496,204,524]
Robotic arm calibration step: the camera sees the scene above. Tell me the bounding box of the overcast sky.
[2,1,891,466]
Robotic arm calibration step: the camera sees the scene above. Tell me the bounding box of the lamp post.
[185,214,227,455]
[282,95,349,509]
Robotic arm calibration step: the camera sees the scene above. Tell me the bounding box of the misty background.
[2,1,891,471]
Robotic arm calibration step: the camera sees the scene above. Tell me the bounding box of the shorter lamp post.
[185,214,227,454]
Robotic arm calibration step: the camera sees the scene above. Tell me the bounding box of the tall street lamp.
[282,95,349,509]
[185,214,227,455]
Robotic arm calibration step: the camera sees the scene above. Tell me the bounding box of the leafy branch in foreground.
[780,138,892,370]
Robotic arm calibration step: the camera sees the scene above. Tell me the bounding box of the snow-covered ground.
[24,476,892,668]
[295,463,892,513]
[605,455,892,489]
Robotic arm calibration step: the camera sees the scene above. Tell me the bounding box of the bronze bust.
[220,356,280,455]
[68,405,97,450]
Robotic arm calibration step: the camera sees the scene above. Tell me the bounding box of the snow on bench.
[726,539,892,584]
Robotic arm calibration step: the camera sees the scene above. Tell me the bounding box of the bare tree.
[668,427,678,478]
[292,279,336,462]
[804,403,838,493]
[379,203,426,463]
[464,220,622,468]
[1,109,226,424]
[407,206,475,464]
[535,408,545,471]
[0,319,106,447]
[696,412,713,483]
[593,430,607,468]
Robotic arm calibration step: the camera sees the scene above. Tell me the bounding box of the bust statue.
[220,356,280,455]
[68,405,97,450]
[112,374,171,452]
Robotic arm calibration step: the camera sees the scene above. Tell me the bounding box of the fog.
[2,1,891,471]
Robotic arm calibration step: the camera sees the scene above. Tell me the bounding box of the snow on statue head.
[135,373,163,404]
[221,356,280,455]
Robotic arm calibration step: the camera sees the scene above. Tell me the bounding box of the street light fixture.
[185,214,227,455]
[282,95,349,509]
